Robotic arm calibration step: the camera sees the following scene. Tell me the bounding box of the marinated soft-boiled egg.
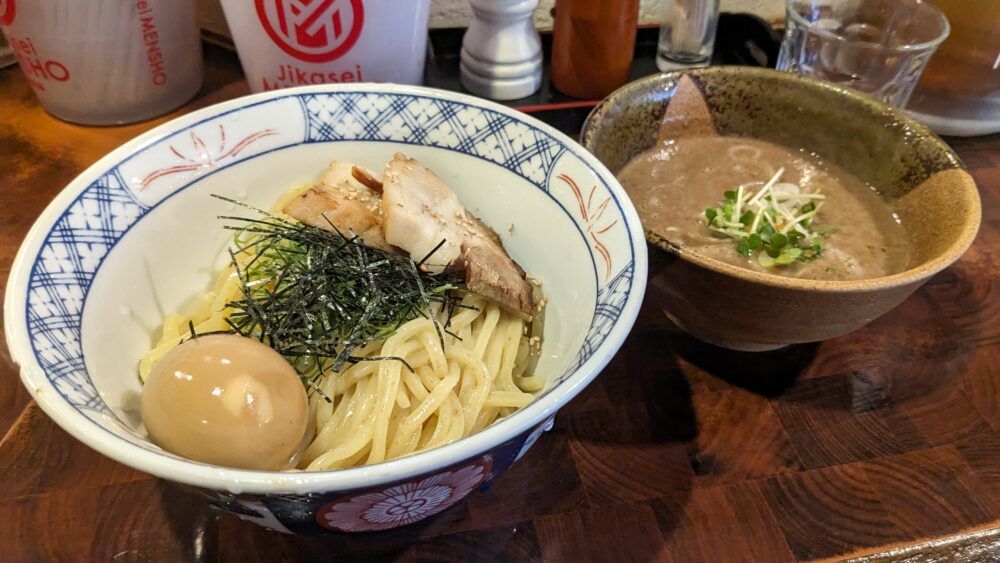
[141,334,309,471]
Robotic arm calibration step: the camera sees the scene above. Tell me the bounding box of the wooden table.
[3,45,1000,562]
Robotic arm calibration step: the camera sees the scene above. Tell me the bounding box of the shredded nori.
[211,195,466,397]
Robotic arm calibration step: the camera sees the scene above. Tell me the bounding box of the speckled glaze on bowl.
[3,84,647,534]
[581,66,981,351]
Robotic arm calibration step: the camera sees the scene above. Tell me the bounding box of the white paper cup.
[0,0,203,125]
[220,0,430,93]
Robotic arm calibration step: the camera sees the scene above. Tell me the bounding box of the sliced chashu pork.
[283,161,389,250]
[381,153,534,315]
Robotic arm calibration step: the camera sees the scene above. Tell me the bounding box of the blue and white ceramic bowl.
[4,84,647,534]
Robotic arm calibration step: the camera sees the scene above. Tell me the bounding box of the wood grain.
[534,503,671,562]
[0,403,147,499]
[466,426,589,529]
[689,389,801,487]
[861,446,999,538]
[3,45,1000,561]
[566,404,695,504]
[954,427,1000,509]
[0,479,215,562]
[773,373,913,468]
[653,483,795,562]
[761,463,908,559]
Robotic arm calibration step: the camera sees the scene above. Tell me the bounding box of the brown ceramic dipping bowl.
[580,67,981,351]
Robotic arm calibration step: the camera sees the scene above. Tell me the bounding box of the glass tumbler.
[656,0,720,71]
[906,0,1000,136]
[775,0,949,107]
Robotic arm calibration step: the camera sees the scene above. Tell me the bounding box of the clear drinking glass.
[656,0,720,71]
[776,0,950,107]
[906,0,1000,136]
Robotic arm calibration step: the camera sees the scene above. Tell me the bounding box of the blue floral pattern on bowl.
[7,85,646,533]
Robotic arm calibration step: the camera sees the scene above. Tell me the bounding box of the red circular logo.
[255,0,364,64]
[0,0,16,26]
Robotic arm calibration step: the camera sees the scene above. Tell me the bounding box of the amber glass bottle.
[550,0,640,99]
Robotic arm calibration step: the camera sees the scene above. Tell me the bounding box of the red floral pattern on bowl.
[317,458,493,532]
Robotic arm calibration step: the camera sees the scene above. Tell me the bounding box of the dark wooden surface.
[3,44,1000,563]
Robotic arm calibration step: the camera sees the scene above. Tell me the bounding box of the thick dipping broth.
[618,136,910,280]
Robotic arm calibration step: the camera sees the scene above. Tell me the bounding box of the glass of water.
[656,0,721,71]
[776,0,949,107]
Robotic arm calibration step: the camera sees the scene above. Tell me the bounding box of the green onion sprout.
[703,168,826,268]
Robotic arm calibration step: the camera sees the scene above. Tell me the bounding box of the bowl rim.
[4,82,648,494]
[580,66,982,294]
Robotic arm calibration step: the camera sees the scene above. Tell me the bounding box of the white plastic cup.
[220,0,430,93]
[0,0,203,125]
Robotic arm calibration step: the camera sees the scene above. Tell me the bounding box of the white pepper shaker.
[460,0,542,100]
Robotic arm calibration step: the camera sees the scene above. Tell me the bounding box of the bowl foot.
[664,311,791,352]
